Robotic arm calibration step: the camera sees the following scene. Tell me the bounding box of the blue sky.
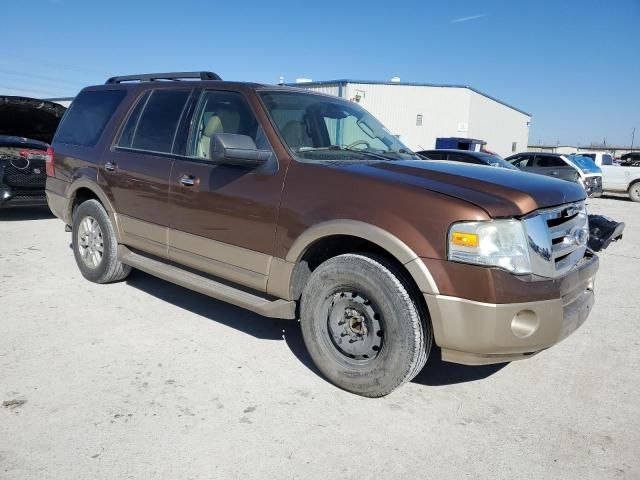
[2,0,639,146]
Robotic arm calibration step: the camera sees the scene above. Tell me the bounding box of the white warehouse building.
[289,79,531,158]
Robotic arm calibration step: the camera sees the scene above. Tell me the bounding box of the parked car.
[506,152,603,197]
[46,71,598,397]
[417,149,518,170]
[599,163,640,201]
[0,96,66,208]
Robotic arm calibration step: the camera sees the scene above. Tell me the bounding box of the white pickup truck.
[600,165,640,202]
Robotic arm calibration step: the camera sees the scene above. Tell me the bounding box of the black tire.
[72,199,131,284]
[300,253,432,397]
[629,182,640,203]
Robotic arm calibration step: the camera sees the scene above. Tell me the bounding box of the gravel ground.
[1,196,639,479]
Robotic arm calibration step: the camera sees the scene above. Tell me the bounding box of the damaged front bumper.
[425,252,599,365]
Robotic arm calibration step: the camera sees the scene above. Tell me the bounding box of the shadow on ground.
[126,270,506,389]
[0,206,54,221]
[599,194,631,202]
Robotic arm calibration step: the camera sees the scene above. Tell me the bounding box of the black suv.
[0,96,66,208]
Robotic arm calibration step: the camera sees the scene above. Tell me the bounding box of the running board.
[118,246,296,319]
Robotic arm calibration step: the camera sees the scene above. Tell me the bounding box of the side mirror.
[209,133,270,167]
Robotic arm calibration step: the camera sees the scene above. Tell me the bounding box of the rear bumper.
[425,253,598,365]
[0,186,48,208]
[45,188,69,221]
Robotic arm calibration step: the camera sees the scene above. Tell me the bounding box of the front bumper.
[585,176,603,197]
[425,253,599,365]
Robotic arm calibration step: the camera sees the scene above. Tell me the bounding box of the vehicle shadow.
[0,206,54,221]
[125,270,325,378]
[411,347,507,386]
[598,194,631,202]
[125,270,506,388]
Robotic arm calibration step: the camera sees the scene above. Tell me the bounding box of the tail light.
[45,146,55,177]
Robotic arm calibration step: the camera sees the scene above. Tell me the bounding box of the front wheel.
[300,253,432,397]
[72,199,131,284]
[629,183,640,202]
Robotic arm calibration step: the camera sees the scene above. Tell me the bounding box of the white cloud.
[450,13,489,24]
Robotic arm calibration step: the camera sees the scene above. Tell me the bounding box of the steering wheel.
[346,140,371,150]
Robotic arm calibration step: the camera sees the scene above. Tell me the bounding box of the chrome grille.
[523,202,589,278]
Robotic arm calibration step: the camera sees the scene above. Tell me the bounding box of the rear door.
[166,88,287,292]
[531,155,578,182]
[101,88,194,257]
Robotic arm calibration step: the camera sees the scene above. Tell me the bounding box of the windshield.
[260,90,420,161]
[478,153,518,170]
[567,154,601,173]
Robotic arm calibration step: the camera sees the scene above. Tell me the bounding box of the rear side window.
[54,90,125,146]
[118,89,191,154]
[535,155,566,167]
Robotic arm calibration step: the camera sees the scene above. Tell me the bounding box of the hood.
[337,160,587,218]
[0,96,66,144]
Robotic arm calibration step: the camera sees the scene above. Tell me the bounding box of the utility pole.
[632,127,636,152]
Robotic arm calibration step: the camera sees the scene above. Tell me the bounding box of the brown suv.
[46,71,598,397]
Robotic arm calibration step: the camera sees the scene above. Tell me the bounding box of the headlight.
[448,219,532,274]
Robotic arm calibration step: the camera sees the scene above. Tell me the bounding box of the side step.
[118,246,296,319]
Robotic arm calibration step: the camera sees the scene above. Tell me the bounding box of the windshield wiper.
[297,145,394,161]
[337,145,402,161]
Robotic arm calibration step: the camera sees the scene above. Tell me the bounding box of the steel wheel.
[77,215,104,269]
[325,290,383,362]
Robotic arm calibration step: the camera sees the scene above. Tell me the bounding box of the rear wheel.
[72,199,131,283]
[300,253,431,397]
[629,182,640,202]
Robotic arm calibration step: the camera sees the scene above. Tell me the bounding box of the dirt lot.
[1,196,639,479]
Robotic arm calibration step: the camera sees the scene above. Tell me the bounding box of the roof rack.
[105,71,222,84]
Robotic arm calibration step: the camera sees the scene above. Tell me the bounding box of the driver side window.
[191,90,270,159]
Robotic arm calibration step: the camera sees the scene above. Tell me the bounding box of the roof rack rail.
[105,71,222,84]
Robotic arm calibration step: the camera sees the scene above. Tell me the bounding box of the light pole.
[632,127,636,152]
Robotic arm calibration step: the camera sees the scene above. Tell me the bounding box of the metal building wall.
[466,92,531,156]
[343,83,472,151]
[298,84,341,98]
[290,82,531,157]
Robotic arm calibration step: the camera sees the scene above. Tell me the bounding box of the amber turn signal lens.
[451,232,479,247]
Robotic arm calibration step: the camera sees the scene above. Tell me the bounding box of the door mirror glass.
[209,133,270,167]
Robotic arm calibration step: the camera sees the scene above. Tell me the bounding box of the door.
[601,165,632,192]
[167,89,286,292]
[530,155,578,182]
[102,88,193,256]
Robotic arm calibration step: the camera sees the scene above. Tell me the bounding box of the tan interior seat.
[197,109,242,158]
